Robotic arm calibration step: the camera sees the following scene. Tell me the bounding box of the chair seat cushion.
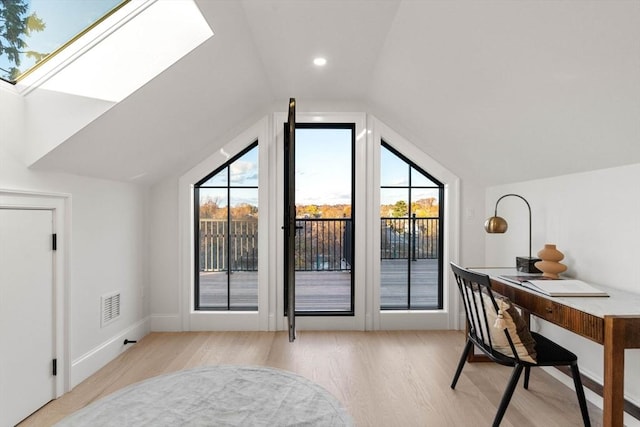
[477,292,537,363]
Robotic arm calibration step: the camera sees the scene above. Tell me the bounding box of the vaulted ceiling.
[29,0,640,187]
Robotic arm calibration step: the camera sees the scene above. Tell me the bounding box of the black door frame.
[283,121,356,317]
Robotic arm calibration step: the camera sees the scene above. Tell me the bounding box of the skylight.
[5,0,213,103]
[0,0,127,83]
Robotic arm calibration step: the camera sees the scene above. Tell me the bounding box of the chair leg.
[493,364,524,427]
[451,339,473,389]
[570,364,591,427]
[523,366,531,389]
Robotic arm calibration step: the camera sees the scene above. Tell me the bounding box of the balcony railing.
[294,218,351,271]
[199,219,258,272]
[380,216,439,260]
[199,216,439,272]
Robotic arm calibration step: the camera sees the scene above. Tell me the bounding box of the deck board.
[199,258,440,311]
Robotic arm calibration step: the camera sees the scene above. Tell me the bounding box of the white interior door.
[0,209,55,427]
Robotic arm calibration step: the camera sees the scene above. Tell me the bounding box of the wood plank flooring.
[20,331,601,427]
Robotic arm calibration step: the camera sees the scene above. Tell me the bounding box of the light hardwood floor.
[21,331,601,426]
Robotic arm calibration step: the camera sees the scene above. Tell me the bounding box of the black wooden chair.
[450,263,591,427]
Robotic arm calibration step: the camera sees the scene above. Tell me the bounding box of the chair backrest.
[450,262,520,364]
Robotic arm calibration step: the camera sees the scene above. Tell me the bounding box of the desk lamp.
[485,193,541,273]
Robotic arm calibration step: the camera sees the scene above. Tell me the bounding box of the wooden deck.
[199,258,440,311]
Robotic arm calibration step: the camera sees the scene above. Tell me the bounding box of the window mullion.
[227,173,231,310]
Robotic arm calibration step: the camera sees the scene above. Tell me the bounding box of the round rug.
[56,365,353,426]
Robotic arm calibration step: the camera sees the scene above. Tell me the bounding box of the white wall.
[24,88,115,166]
[485,163,640,417]
[148,174,181,331]
[0,84,149,389]
[458,181,486,268]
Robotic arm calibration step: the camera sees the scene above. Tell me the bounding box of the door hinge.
[52,233,57,251]
[52,358,57,376]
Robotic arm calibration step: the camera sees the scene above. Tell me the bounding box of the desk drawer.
[488,279,605,344]
[531,299,567,324]
[528,299,604,343]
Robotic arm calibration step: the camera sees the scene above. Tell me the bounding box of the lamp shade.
[484,216,508,234]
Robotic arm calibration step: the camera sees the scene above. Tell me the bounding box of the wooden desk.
[470,268,640,427]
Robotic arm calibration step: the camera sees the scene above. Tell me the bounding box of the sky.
[295,128,352,206]
[198,131,441,209]
[199,146,259,208]
[296,129,440,207]
[379,145,439,206]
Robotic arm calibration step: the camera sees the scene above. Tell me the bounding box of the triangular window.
[380,141,444,310]
[194,142,259,311]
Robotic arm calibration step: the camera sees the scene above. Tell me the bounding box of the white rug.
[56,365,353,426]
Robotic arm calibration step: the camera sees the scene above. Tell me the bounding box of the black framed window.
[194,142,258,311]
[380,141,444,310]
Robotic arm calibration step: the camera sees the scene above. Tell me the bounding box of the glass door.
[284,99,296,341]
[284,123,355,316]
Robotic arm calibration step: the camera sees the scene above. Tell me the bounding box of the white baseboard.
[70,317,150,388]
[150,313,182,331]
[379,311,450,330]
[188,312,260,331]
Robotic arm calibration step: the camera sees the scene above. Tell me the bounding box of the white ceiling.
[31,0,640,187]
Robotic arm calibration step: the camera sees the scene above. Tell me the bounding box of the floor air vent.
[101,292,121,327]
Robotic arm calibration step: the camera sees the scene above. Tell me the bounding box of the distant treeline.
[199,196,439,220]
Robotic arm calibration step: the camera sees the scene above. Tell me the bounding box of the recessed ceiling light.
[313,57,327,66]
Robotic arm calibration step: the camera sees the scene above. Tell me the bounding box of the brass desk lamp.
[485,194,541,273]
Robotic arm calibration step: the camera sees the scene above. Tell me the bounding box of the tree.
[0,0,46,81]
[232,203,257,220]
[298,204,320,218]
[199,196,225,219]
[392,200,408,217]
[412,197,439,217]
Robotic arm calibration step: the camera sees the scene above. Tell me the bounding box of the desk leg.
[603,316,625,427]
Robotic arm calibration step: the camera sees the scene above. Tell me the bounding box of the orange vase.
[534,244,567,279]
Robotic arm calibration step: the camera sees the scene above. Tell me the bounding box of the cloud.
[230,161,258,184]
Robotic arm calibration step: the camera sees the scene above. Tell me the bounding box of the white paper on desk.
[523,279,608,297]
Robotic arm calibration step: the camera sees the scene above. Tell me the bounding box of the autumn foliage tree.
[297,204,351,219]
[380,197,438,218]
[199,197,257,220]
